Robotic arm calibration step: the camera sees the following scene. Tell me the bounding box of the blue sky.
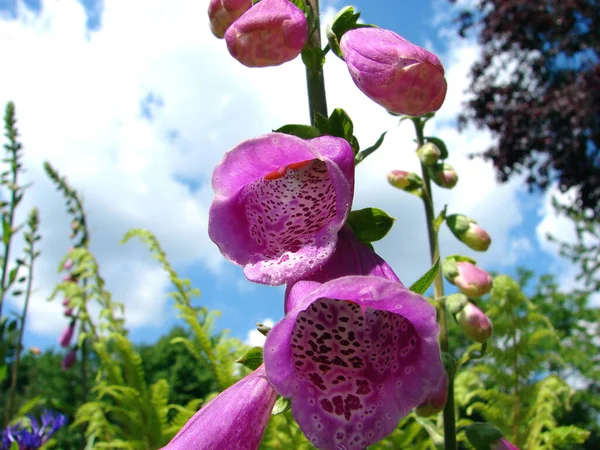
[0,0,582,351]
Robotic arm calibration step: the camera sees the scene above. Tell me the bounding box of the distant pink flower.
[63,259,73,271]
[163,365,277,449]
[61,350,76,370]
[208,0,253,39]
[58,322,75,348]
[340,27,447,116]
[225,0,307,67]
[265,276,444,450]
[209,133,354,285]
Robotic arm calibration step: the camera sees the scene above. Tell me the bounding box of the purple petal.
[209,133,354,285]
[265,276,444,450]
[285,226,401,313]
[164,365,277,450]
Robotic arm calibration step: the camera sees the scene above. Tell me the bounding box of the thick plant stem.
[304,0,328,124]
[413,118,457,450]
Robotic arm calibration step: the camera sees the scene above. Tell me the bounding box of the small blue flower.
[1,410,67,450]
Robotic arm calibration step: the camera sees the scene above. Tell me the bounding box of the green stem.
[6,232,36,422]
[413,117,457,450]
[304,0,328,124]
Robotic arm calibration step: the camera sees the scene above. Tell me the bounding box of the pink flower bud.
[61,349,76,370]
[491,438,520,450]
[340,27,447,116]
[387,170,423,193]
[63,259,73,271]
[417,142,441,166]
[64,307,74,317]
[446,214,491,252]
[429,162,458,189]
[225,0,308,68]
[451,261,493,298]
[29,346,42,355]
[208,0,252,39]
[455,302,492,343]
[416,372,448,416]
[58,322,76,348]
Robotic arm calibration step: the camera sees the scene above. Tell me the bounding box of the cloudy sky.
[0,0,581,349]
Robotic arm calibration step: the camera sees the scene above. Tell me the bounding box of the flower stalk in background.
[209,133,354,285]
[61,349,77,371]
[208,0,253,39]
[225,0,308,67]
[163,365,277,450]
[265,276,444,450]
[340,27,447,116]
[446,214,492,252]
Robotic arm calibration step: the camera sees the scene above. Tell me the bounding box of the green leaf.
[287,0,307,13]
[315,108,355,147]
[274,124,321,140]
[355,131,387,165]
[424,136,449,159]
[433,205,447,234]
[409,259,440,294]
[301,47,326,72]
[2,213,11,245]
[347,208,396,243]
[326,26,343,58]
[8,266,18,286]
[236,346,263,371]
[463,422,504,450]
[271,396,292,415]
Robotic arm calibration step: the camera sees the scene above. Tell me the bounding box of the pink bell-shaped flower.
[208,0,253,39]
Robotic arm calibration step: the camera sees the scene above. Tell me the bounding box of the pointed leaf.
[409,259,440,294]
[347,208,396,243]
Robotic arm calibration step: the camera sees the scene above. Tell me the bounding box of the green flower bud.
[417,142,441,166]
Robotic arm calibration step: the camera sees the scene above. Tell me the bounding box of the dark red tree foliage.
[451,0,600,214]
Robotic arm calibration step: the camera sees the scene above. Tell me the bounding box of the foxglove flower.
[340,28,447,116]
[265,276,444,450]
[163,365,277,449]
[61,349,76,370]
[443,258,493,298]
[416,371,448,417]
[209,133,354,285]
[208,0,253,39]
[225,0,308,67]
[446,214,491,252]
[285,225,401,313]
[58,322,75,348]
[455,302,493,343]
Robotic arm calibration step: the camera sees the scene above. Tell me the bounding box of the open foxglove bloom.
[225,0,308,67]
[208,0,253,39]
[265,276,444,450]
[163,365,277,450]
[285,225,401,313]
[340,27,447,116]
[209,133,354,285]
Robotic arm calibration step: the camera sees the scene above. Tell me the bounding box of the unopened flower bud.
[387,170,423,194]
[417,142,441,166]
[64,307,74,317]
[443,257,492,298]
[446,214,491,251]
[208,0,253,39]
[61,349,77,370]
[429,162,458,189]
[62,297,70,307]
[416,372,448,416]
[29,346,42,355]
[225,0,307,68]
[455,302,492,343]
[340,27,447,116]
[491,438,520,450]
[63,259,73,271]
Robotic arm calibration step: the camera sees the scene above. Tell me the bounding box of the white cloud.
[245,318,274,347]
